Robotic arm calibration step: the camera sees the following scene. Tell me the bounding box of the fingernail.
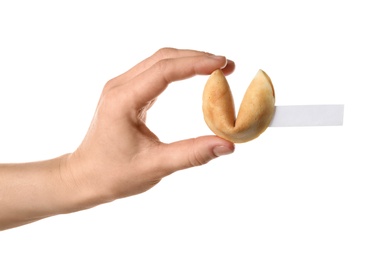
[210,54,225,59]
[209,56,227,70]
[213,145,234,157]
[212,55,226,61]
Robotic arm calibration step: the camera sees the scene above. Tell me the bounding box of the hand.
[64,48,236,207]
[0,48,235,230]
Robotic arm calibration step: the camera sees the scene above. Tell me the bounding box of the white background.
[0,1,388,259]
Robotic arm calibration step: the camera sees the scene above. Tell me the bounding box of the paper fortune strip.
[269,105,344,127]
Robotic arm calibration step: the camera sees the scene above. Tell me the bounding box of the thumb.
[157,136,235,173]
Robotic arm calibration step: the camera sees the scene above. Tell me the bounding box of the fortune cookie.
[202,69,275,143]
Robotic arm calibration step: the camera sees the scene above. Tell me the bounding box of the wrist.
[0,154,109,230]
[57,153,114,214]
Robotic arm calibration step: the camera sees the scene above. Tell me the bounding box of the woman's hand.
[0,48,235,230]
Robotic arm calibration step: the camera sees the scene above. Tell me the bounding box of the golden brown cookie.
[202,69,275,143]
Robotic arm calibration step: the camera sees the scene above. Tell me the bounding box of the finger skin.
[120,55,230,109]
[155,136,235,175]
[106,48,235,89]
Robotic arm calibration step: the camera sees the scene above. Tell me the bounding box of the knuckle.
[99,87,115,108]
[154,47,176,59]
[153,59,170,83]
[103,78,116,91]
[190,150,210,167]
[188,139,212,167]
[154,58,169,72]
[99,86,127,114]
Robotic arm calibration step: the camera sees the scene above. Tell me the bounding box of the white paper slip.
[269,104,344,127]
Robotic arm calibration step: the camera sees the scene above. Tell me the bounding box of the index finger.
[123,53,234,109]
[109,48,226,87]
